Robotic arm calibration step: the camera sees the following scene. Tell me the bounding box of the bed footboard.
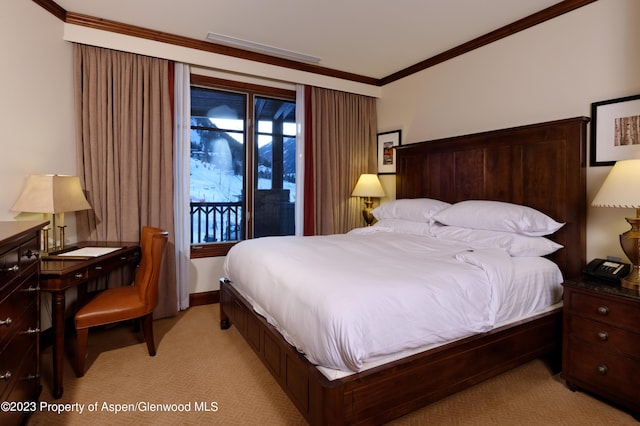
[220,278,345,424]
[219,278,563,425]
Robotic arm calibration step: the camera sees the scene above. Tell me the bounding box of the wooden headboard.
[395,116,589,278]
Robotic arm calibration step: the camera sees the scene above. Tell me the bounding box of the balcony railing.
[190,201,242,244]
[190,196,295,244]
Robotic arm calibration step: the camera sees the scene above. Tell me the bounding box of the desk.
[39,242,140,399]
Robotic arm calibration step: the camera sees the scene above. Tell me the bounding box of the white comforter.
[223,230,561,372]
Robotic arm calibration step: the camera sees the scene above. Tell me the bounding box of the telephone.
[583,258,630,282]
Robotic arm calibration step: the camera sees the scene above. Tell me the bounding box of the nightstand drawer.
[568,315,640,356]
[567,338,639,405]
[567,291,640,332]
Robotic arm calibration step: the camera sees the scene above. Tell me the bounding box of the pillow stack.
[371,198,564,257]
[371,198,451,236]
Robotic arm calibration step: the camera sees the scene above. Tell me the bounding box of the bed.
[219,116,589,425]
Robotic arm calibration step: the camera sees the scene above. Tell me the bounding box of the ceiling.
[55,0,569,80]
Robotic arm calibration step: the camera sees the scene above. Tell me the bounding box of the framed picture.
[377,130,401,174]
[591,94,640,166]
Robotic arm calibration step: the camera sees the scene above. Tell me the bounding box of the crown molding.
[33,0,598,87]
[380,0,599,85]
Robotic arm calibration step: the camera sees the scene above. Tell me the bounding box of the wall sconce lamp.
[11,174,92,254]
[351,174,385,226]
[592,158,640,291]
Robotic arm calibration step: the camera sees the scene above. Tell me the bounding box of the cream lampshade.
[592,158,640,290]
[12,174,92,252]
[351,174,385,226]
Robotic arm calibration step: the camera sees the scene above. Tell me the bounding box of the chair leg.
[141,313,156,356]
[75,327,89,377]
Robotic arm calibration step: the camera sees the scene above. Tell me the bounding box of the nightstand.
[562,276,640,419]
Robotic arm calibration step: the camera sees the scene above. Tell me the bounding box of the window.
[189,76,296,258]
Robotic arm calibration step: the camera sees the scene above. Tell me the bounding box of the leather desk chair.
[74,226,169,377]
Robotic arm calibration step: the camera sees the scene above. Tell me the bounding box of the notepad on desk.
[56,247,122,258]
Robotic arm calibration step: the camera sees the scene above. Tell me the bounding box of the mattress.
[223,230,563,375]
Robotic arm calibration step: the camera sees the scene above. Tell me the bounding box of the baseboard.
[189,290,219,307]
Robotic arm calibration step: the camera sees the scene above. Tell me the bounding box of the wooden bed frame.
[220,116,589,425]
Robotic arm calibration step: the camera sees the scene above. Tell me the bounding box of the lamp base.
[362,208,375,226]
[361,198,375,226]
[621,265,640,291]
[620,214,640,292]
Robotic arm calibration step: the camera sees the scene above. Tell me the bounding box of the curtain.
[307,87,377,235]
[303,86,315,236]
[294,85,306,236]
[173,63,191,310]
[73,44,178,319]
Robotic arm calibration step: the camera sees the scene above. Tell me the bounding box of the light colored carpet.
[29,305,635,425]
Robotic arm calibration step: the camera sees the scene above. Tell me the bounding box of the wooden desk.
[39,242,140,399]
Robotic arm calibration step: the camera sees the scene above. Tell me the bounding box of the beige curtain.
[73,44,177,319]
[310,87,377,234]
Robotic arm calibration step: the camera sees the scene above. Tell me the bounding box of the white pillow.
[432,226,563,257]
[371,218,435,236]
[432,200,564,237]
[372,198,451,223]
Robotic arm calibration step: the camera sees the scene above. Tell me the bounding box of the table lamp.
[12,174,92,253]
[351,174,385,226]
[591,158,640,290]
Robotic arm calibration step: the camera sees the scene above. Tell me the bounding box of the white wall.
[377,0,640,263]
[0,2,76,222]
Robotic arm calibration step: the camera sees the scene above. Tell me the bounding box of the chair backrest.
[134,226,169,312]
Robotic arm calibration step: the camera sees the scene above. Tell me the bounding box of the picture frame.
[377,130,401,174]
[590,94,640,166]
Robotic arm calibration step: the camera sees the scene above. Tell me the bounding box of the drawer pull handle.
[597,364,608,375]
[25,249,40,259]
[5,264,19,273]
[0,371,11,381]
[74,273,84,279]
[597,331,609,341]
[22,328,40,335]
[95,266,103,270]
[0,317,12,327]
[597,306,609,315]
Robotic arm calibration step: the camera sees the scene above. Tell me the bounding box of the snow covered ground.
[189,156,296,242]
[190,157,295,203]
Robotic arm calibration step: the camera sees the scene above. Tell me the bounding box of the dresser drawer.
[0,247,21,294]
[0,341,39,406]
[0,318,39,398]
[0,236,39,297]
[0,268,39,350]
[567,338,639,406]
[0,346,39,426]
[18,235,40,271]
[567,290,640,332]
[567,315,640,357]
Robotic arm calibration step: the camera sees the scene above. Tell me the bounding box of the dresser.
[0,221,47,425]
[562,277,640,419]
